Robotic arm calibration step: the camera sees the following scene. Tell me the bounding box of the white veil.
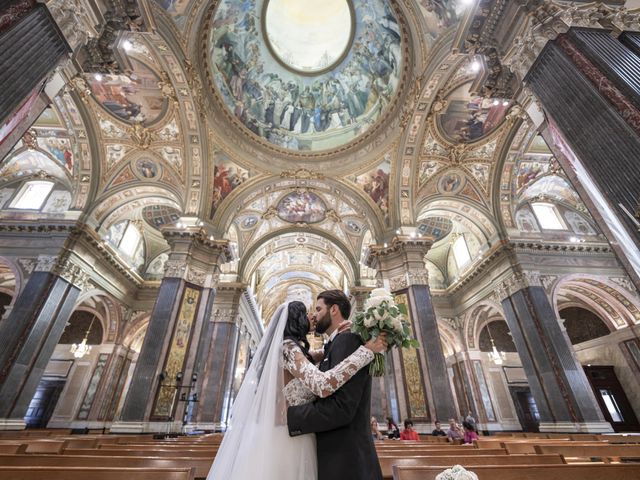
[207,302,293,479]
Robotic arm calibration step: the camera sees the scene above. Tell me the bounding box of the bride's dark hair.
[283,301,313,361]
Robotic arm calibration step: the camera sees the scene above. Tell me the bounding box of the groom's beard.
[315,311,331,334]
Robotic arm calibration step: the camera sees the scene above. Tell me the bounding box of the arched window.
[10,181,54,210]
[532,202,566,230]
[452,234,471,268]
[106,220,145,268]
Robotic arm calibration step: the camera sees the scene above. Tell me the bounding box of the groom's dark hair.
[317,289,351,320]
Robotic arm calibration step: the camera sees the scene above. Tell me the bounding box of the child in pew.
[400,419,420,441]
[462,421,479,445]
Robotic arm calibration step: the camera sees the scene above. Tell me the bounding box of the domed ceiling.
[207,0,402,152]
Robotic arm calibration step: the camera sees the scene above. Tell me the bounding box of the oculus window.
[532,202,565,230]
[263,0,354,74]
[11,181,54,210]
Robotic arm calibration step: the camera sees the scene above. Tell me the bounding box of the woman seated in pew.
[462,421,479,445]
[400,419,420,441]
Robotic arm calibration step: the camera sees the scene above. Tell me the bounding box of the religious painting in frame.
[394,292,429,420]
[276,190,327,224]
[153,286,201,419]
[437,82,510,143]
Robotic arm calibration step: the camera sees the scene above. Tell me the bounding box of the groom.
[287,289,383,480]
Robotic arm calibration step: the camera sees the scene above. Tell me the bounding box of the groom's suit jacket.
[287,331,383,480]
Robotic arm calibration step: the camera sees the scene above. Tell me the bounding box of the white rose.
[364,315,377,328]
[391,317,404,333]
[365,288,394,309]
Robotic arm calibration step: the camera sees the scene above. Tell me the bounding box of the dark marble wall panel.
[119,277,183,421]
[0,274,79,418]
[408,285,457,422]
[502,286,605,425]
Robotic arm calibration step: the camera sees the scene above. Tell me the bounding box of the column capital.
[365,236,432,290]
[494,270,544,303]
[33,254,93,291]
[161,227,232,287]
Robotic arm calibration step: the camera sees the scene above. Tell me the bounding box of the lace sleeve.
[282,340,374,398]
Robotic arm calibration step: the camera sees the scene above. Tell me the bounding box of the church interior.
[1,0,640,477]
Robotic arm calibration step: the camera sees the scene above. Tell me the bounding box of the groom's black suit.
[287,331,383,480]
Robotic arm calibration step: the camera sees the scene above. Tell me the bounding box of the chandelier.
[70,315,95,359]
[487,323,506,366]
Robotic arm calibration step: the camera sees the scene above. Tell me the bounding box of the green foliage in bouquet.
[352,288,420,376]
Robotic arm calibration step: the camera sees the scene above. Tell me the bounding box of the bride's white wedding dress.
[206,303,373,480]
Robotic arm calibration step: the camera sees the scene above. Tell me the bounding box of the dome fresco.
[208,0,402,152]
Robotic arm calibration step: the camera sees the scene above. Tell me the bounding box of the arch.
[478,320,517,353]
[0,256,20,302]
[238,228,359,285]
[553,274,640,330]
[211,175,386,246]
[122,312,150,353]
[462,300,506,351]
[91,186,183,228]
[59,309,105,345]
[557,306,612,345]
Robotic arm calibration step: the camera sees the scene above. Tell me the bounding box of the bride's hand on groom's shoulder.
[337,320,352,333]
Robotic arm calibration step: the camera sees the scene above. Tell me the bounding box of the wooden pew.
[64,448,215,458]
[392,464,640,480]
[502,441,606,455]
[16,441,65,455]
[376,448,508,457]
[597,434,640,444]
[0,454,212,479]
[0,466,194,480]
[534,443,640,462]
[379,454,565,479]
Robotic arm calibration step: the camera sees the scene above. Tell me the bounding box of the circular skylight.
[264,0,354,74]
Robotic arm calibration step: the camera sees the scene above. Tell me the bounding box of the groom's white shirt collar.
[327,328,340,343]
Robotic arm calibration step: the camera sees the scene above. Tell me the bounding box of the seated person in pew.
[386,417,401,440]
[400,420,420,441]
[447,419,463,443]
[371,416,384,441]
[432,421,447,437]
[462,421,479,445]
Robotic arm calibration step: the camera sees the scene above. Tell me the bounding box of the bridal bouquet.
[351,288,419,376]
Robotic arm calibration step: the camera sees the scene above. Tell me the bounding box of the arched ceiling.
[240,231,352,322]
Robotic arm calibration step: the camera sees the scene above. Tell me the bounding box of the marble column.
[192,283,246,431]
[367,236,457,423]
[0,1,70,156]
[112,228,230,433]
[351,286,388,420]
[0,254,88,429]
[497,271,612,433]
[526,29,640,288]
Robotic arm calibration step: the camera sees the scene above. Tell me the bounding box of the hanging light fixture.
[486,322,506,366]
[71,316,96,359]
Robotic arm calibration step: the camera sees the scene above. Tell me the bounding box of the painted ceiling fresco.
[437,82,510,143]
[86,58,168,125]
[208,0,402,151]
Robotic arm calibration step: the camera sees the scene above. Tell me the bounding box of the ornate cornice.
[365,235,434,269]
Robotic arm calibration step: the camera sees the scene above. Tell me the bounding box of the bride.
[206,300,386,479]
